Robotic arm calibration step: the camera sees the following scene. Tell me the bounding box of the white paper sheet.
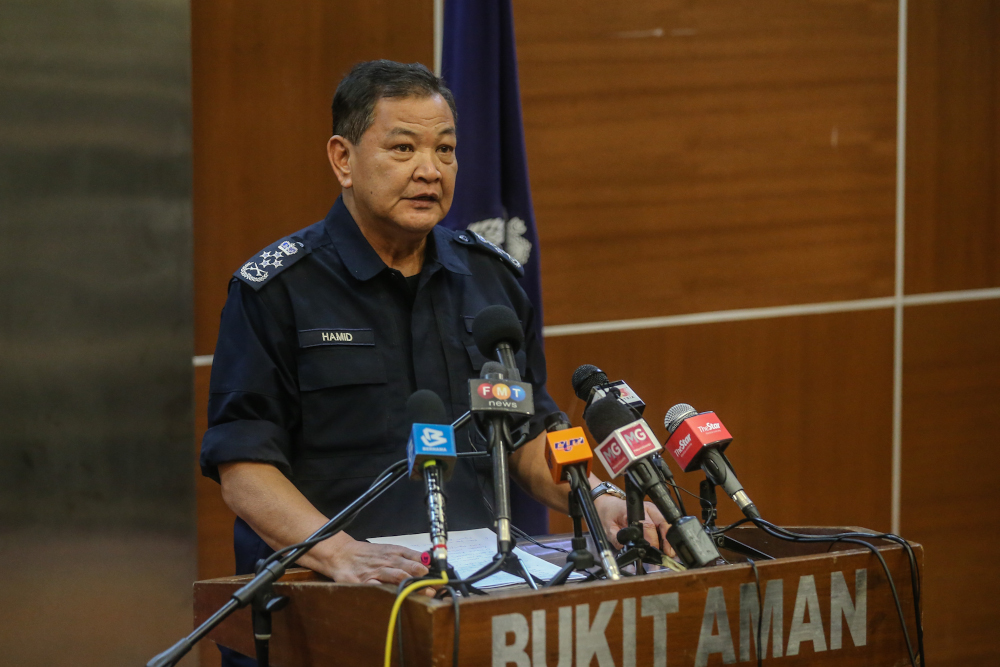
[369,528,584,589]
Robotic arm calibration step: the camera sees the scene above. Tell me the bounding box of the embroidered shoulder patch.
[454,230,525,277]
[235,236,311,290]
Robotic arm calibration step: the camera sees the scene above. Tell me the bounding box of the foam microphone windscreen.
[472,305,524,357]
[585,395,635,442]
[571,364,608,401]
[405,389,448,426]
[480,361,507,378]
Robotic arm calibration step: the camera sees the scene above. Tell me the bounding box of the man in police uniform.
[201,61,671,663]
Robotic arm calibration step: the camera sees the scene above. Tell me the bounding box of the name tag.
[298,328,375,348]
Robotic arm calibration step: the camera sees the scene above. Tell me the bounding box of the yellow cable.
[384,572,449,667]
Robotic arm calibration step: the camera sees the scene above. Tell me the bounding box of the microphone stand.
[486,414,539,590]
[615,476,667,575]
[700,478,774,561]
[545,468,596,586]
[146,460,411,667]
[546,466,620,586]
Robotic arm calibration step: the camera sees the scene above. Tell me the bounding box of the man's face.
[346,94,457,237]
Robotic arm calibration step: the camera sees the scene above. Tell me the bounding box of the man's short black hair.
[332,60,457,144]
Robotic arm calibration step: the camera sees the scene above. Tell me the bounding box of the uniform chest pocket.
[298,346,387,390]
[296,346,390,454]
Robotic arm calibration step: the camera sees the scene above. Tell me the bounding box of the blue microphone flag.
[407,423,457,481]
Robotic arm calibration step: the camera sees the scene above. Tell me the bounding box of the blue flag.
[441,0,548,535]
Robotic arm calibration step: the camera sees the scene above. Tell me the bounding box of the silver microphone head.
[664,403,698,434]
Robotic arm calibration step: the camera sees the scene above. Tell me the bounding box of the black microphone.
[572,363,646,416]
[471,307,530,554]
[543,412,621,581]
[405,390,457,572]
[586,396,721,568]
[472,305,524,381]
[664,403,760,520]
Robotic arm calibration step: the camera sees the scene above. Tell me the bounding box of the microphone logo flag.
[544,427,593,484]
[407,423,457,481]
[468,380,535,416]
[664,411,733,472]
[593,419,662,478]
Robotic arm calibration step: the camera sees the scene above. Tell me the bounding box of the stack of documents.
[369,528,586,589]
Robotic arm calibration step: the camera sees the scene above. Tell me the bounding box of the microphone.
[405,390,457,571]
[472,305,524,381]
[572,364,647,416]
[664,403,760,519]
[543,413,621,580]
[586,396,721,568]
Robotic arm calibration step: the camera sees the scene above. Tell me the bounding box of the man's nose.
[413,149,442,182]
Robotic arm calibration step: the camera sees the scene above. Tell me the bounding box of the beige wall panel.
[192,0,434,354]
[514,0,899,325]
[905,0,1000,294]
[543,309,895,534]
[901,300,1000,665]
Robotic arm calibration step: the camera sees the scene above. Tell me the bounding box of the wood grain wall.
[191,1,999,665]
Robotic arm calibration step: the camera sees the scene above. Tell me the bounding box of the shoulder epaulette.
[453,230,525,277]
[234,236,312,290]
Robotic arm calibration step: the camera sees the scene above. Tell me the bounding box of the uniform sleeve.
[520,296,561,442]
[200,279,299,482]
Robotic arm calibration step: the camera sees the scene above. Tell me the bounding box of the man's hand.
[310,538,428,585]
[219,462,432,588]
[593,494,677,558]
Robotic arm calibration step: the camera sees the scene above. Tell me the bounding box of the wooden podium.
[194,527,922,666]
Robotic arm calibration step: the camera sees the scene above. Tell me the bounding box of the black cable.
[659,476,688,516]
[747,559,763,667]
[748,520,924,665]
[443,585,460,667]
[511,524,572,554]
[670,475,924,665]
[744,519,919,667]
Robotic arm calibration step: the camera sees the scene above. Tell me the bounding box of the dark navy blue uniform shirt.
[200,197,559,577]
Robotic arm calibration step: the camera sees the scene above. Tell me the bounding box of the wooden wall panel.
[544,309,895,535]
[194,364,233,667]
[192,0,434,355]
[905,0,1000,294]
[901,300,1000,665]
[515,0,899,325]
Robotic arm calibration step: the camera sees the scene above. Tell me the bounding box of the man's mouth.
[407,194,439,202]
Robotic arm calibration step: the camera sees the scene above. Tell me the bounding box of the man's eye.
[394,144,413,152]
[438,145,455,154]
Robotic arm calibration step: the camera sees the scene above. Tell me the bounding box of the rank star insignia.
[240,262,268,283]
[259,250,284,269]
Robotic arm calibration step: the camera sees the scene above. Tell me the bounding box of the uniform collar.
[324,197,471,280]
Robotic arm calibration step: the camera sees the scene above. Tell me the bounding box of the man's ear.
[327,136,352,188]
